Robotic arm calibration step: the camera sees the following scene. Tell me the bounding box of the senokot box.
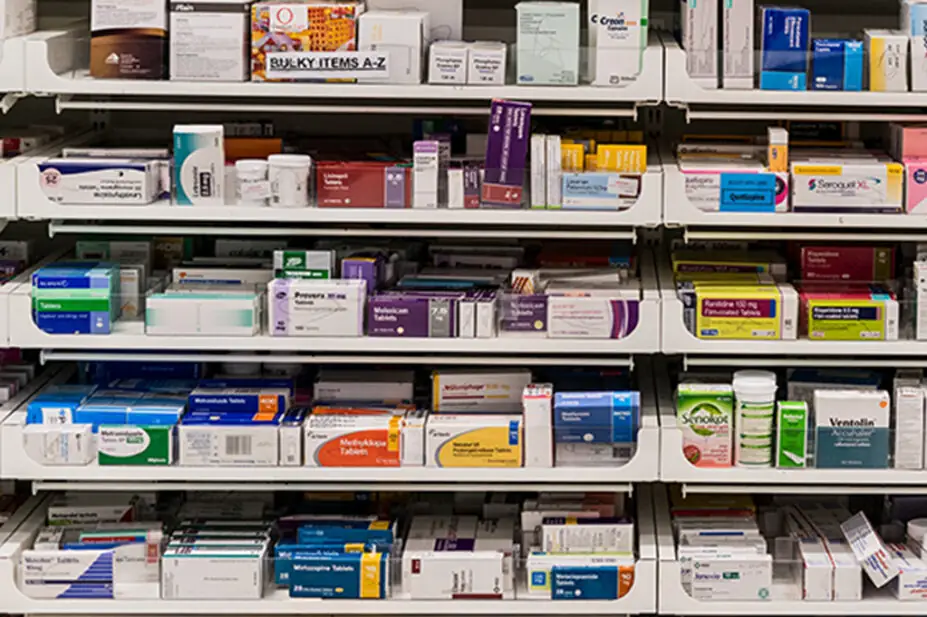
[799,246,895,281]
[692,283,799,340]
[814,389,890,469]
[791,160,904,212]
[800,287,899,341]
[676,382,733,467]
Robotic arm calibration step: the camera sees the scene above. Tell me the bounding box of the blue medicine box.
[26,385,98,424]
[760,71,807,90]
[551,566,622,600]
[811,39,863,91]
[186,387,289,415]
[553,391,640,444]
[761,7,811,73]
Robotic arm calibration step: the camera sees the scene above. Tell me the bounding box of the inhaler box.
[814,389,890,469]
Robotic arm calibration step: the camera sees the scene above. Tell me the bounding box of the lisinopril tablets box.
[432,369,532,413]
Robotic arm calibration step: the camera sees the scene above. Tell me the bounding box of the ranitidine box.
[268,278,365,337]
[814,389,890,469]
[683,282,799,340]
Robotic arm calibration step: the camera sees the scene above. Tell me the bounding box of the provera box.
[425,414,522,467]
[676,382,733,467]
[814,389,890,469]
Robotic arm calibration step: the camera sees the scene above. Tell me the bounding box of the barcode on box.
[225,435,252,456]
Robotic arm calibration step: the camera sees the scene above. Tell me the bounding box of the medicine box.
[760,6,809,73]
[775,401,807,468]
[588,0,649,87]
[425,414,523,467]
[678,160,789,212]
[268,278,365,337]
[688,553,773,600]
[865,30,908,92]
[273,250,333,279]
[38,159,160,205]
[178,420,280,467]
[468,41,507,85]
[722,0,753,88]
[289,552,389,598]
[560,173,641,210]
[173,267,272,287]
[540,516,634,553]
[358,11,429,84]
[811,39,863,91]
[188,387,289,415]
[681,0,718,87]
[431,369,532,413]
[162,544,268,599]
[0,0,35,39]
[401,542,513,599]
[547,296,641,338]
[814,389,890,469]
[304,411,425,467]
[894,387,924,470]
[313,369,415,402]
[98,425,173,465]
[482,99,531,208]
[428,41,468,83]
[169,0,250,81]
[23,425,95,466]
[676,382,733,467]
[523,384,554,468]
[553,391,639,446]
[685,282,799,340]
[800,287,899,341]
[799,246,894,281]
[515,2,579,85]
[791,159,904,212]
[91,0,167,79]
[840,512,899,587]
[145,290,261,336]
[367,293,457,337]
[526,553,635,599]
[889,543,927,600]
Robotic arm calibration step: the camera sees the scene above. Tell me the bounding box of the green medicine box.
[98,426,174,465]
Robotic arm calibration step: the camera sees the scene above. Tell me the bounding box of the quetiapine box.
[800,287,899,341]
[425,414,523,467]
[678,160,789,212]
[304,411,426,467]
[431,369,532,413]
[815,389,890,469]
[790,160,904,212]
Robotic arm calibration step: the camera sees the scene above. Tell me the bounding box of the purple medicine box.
[482,99,532,209]
[500,294,548,333]
[341,255,382,294]
[368,293,458,337]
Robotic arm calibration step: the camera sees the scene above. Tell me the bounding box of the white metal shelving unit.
[0,35,26,113]
[23,29,663,116]
[0,486,658,614]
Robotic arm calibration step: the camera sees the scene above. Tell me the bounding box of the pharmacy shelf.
[652,487,925,614]
[662,34,927,121]
[6,251,661,356]
[651,365,927,491]
[662,160,927,235]
[0,247,72,348]
[656,255,927,357]
[24,29,663,114]
[0,364,660,485]
[0,489,658,614]
[17,163,663,230]
[0,35,26,112]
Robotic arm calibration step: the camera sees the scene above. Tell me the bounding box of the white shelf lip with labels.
[0,492,657,615]
[6,251,661,354]
[662,158,927,229]
[0,34,26,96]
[16,162,663,229]
[662,34,927,109]
[0,362,659,483]
[24,28,664,105]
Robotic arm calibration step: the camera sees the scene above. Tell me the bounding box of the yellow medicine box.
[425,414,523,467]
[596,145,647,173]
[561,144,585,172]
[689,283,799,340]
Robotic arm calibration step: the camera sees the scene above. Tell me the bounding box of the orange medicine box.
[304,410,426,466]
[251,2,364,82]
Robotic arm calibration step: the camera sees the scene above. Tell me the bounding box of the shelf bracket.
[0,92,23,114]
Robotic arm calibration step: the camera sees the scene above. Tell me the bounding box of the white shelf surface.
[16,160,663,229]
[662,160,927,230]
[663,35,927,111]
[0,489,657,614]
[0,35,26,95]
[24,29,663,107]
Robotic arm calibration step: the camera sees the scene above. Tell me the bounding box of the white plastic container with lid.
[269,154,312,208]
[235,159,270,207]
[733,369,777,467]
